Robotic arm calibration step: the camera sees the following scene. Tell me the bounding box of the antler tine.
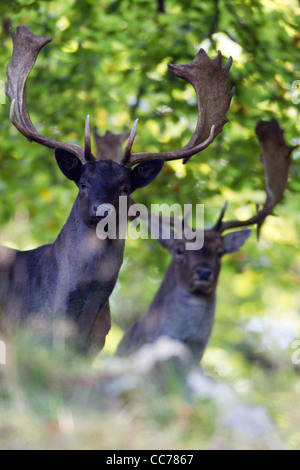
[85,115,95,162]
[123,48,234,168]
[6,26,96,163]
[122,119,139,165]
[217,119,296,234]
[213,202,228,231]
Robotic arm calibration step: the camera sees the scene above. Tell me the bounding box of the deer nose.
[195,267,213,281]
[94,204,114,217]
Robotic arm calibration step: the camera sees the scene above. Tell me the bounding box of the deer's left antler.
[215,119,297,235]
[6,26,96,163]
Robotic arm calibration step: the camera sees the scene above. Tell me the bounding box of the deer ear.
[222,229,252,254]
[130,159,164,192]
[55,148,82,184]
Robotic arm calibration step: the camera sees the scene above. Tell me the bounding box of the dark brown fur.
[117,227,251,361]
[0,154,163,352]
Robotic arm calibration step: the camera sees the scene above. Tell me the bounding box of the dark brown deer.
[0,26,234,351]
[117,120,296,360]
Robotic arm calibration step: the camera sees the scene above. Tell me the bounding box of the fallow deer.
[117,120,296,361]
[0,26,234,351]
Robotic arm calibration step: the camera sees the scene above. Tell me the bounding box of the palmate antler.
[139,121,295,242]
[214,119,297,235]
[122,49,235,167]
[6,25,96,163]
[6,26,234,168]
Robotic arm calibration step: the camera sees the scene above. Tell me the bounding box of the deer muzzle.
[89,203,114,226]
[191,266,215,289]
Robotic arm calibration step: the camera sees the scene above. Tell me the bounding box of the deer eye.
[176,246,185,256]
[217,249,224,258]
[80,182,88,190]
[120,186,130,196]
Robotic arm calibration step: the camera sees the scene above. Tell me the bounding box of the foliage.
[0,326,299,450]
[0,0,300,449]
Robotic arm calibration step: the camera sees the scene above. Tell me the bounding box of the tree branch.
[157,0,166,13]
[129,84,146,121]
[208,0,220,40]
[208,0,220,49]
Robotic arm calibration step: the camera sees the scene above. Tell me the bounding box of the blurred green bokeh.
[0,0,300,450]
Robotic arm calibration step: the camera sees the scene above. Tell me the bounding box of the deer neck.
[151,263,216,311]
[53,196,125,285]
[146,262,217,359]
[167,272,215,316]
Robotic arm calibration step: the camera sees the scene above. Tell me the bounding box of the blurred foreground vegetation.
[0,326,300,450]
[0,0,300,450]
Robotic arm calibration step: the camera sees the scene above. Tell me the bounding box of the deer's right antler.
[6,26,96,163]
[215,119,297,235]
[122,49,235,167]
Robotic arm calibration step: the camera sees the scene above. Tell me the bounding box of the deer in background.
[0,26,234,351]
[117,120,296,360]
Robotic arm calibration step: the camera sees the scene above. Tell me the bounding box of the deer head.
[54,150,164,228]
[6,26,234,230]
[148,213,251,296]
[144,119,294,296]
